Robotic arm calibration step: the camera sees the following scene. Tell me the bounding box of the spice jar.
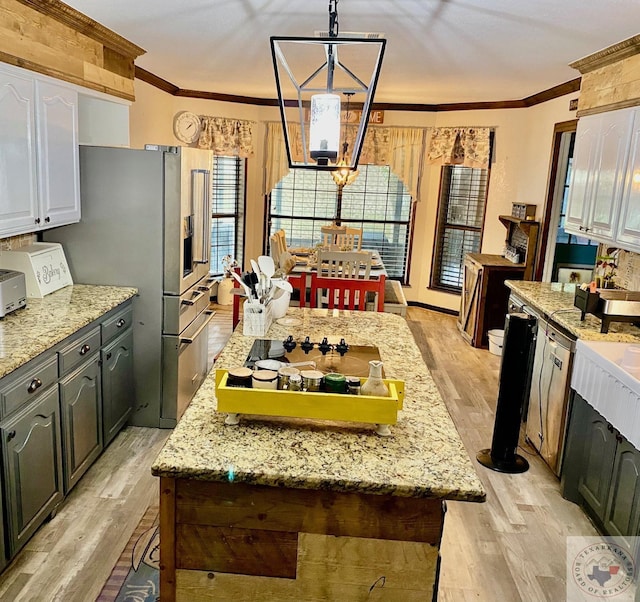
[346,376,361,395]
[300,369,324,392]
[277,366,301,390]
[324,373,346,393]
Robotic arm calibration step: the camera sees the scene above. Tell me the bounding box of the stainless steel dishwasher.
[525,318,576,476]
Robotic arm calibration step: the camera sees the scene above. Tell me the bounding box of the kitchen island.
[152,308,485,601]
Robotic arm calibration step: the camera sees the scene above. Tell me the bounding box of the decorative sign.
[569,98,579,111]
[304,109,384,124]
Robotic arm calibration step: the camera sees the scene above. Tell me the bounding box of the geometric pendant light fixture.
[270,0,386,171]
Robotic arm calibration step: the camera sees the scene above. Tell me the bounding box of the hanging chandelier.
[331,92,359,187]
[270,0,386,171]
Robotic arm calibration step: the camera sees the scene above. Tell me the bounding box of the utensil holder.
[243,301,273,336]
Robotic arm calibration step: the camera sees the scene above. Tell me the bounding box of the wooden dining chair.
[269,229,287,265]
[335,227,363,251]
[320,224,346,248]
[310,272,386,311]
[316,250,373,279]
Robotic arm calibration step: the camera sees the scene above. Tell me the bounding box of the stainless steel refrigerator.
[44,145,215,428]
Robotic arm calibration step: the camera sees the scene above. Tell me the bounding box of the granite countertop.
[506,281,640,342]
[152,308,486,503]
[0,284,137,379]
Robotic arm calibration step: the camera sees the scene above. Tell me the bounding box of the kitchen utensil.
[258,255,275,293]
[231,270,252,299]
[250,259,261,279]
[254,358,316,371]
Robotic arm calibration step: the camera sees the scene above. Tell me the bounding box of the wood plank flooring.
[0,305,598,601]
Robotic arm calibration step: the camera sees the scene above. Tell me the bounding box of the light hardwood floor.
[0,305,597,601]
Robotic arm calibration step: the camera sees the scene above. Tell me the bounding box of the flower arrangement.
[221,255,238,277]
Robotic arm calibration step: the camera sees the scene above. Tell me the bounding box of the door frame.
[535,119,578,282]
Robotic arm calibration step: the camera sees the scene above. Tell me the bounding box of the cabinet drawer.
[58,327,100,376]
[1,355,58,417]
[101,305,133,346]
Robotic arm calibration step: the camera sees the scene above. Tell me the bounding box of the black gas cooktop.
[245,338,382,378]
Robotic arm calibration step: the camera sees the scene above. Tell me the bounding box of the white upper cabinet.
[0,63,80,238]
[35,81,80,228]
[617,110,640,252]
[566,108,634,243]
[0,68,39,234]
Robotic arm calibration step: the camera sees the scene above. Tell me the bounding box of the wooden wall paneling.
[175,479,444,544]
[571,34,640,115]
[0,0,143,100]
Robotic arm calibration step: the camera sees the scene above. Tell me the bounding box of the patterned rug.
[96,505,160,602]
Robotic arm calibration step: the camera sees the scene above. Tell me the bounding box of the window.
[268,165,413,282]
[210,156,245,276]
[431,165,489,292]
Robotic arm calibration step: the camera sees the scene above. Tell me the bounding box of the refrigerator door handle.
[192,169,211,265]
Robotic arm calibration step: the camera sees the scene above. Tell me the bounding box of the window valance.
[197,116,255,158]
[427,127,491,169]
[264,122,427,201]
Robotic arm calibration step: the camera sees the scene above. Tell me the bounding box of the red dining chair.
[231,267,243,329]
[309,272,386,311]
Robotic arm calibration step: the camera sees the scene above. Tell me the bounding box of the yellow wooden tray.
[215,369,404,435]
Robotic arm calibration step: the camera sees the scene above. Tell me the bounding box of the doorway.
[537,120,598,282]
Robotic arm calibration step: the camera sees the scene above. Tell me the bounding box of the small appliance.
[0,242,72,297]
[0,270,27,318]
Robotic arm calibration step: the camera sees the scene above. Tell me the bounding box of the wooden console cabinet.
[458,253,525,348]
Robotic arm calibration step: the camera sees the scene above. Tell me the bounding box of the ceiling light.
[270,0,386,171]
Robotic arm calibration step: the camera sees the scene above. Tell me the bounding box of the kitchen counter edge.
[506,280,640,342]
[0,284,138,379]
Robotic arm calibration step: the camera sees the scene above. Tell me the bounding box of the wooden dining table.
[288,248,388,279]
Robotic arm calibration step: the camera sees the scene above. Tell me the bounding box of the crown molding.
[17,0,145,58]
[570,34,640,74]
[135,69,581,112]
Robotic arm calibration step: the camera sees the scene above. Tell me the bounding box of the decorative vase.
[361,360,389,397]
[217,276,234,306]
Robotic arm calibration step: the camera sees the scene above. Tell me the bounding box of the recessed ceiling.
[63,0,640,104]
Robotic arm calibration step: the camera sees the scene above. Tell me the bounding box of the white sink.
[572,340,640,449]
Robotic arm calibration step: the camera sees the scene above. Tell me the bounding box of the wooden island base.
[160,477,445,601]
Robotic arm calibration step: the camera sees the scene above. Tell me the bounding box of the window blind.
[210,155,245,275]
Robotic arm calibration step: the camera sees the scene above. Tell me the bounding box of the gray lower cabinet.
[563,391,640,551]
[102,329,133,446]
[0,385,63,557]
[0,298,134,566]
[59,356,102,493]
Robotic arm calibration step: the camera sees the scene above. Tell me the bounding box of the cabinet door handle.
[27,378,42,394]
[607,424,614,432]
[35,218,41,225]
[116,318,126,328]
[79,344,91,356]
[7,431,16,442]
[106,352,112,360]
[44,216,50,223]
[616,433,624,443]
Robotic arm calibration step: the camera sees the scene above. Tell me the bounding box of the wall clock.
[173,111,201,144]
